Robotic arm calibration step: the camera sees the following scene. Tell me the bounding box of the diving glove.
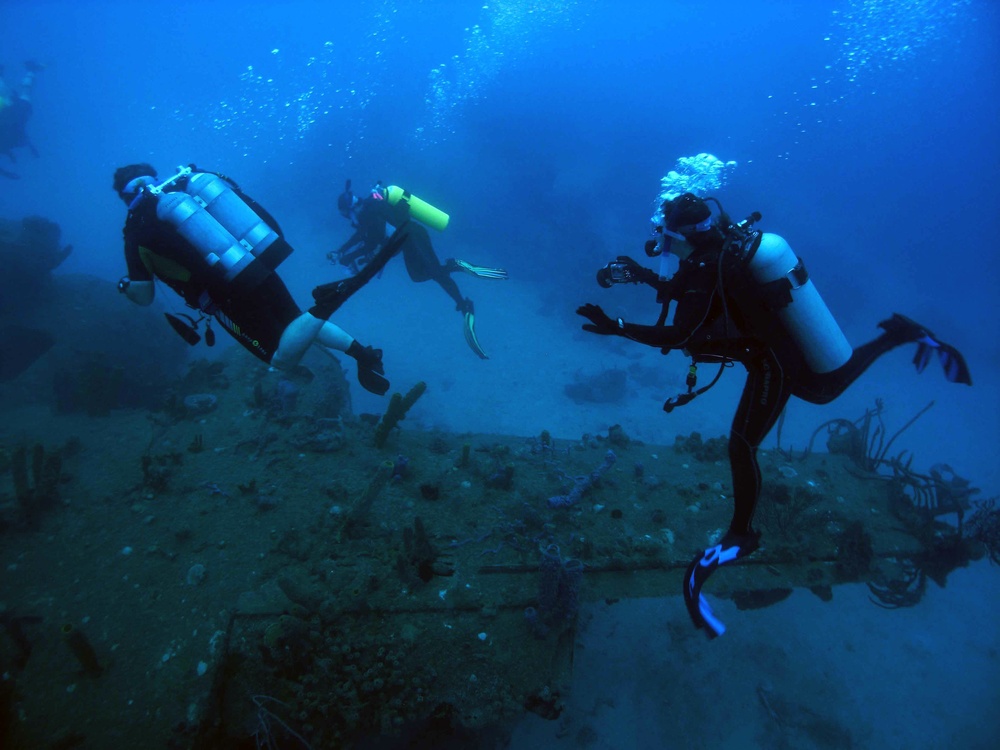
[452,259,509,280]
[682,530,760,639]
[347,340,390,396]
[576,303,620,336]
[463,312,489,360]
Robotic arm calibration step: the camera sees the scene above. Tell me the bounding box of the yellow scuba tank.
[150,167,289,294]
[747,233,852,373]
[384,185,450,231]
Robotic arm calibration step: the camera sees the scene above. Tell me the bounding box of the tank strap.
[758,257,809,312]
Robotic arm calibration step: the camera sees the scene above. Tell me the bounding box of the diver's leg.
[316,321,389,396]
[435,273,467,311]
[683,348,791,637]
[315,321,353,352]
[728,350,791,534]
[272,313,388,395]
[270,313,324,371]
[795,312,971,403]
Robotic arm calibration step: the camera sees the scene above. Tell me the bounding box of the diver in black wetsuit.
[330,180,507,359]
[577,192,972,638]
[113,163,401,395]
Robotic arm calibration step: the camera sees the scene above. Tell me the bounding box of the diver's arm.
[333,228,365,258]
[121,228,155,305]
[577,289,713,350]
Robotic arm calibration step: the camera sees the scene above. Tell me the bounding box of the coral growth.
[525,544,584,637]
[547,450,616,508]
[373,382,427,448]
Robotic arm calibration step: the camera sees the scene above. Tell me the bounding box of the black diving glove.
[576,303,620,336]
[683,530,760,639]
[346,340,390,396]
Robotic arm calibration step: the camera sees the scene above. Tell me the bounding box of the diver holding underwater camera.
[578,190,972,639]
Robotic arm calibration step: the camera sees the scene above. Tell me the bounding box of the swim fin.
[879,314,972,385]
[453,259,509,280]
[0,326,55,382]
[914,337,972,385]
[682,531,759,639]
[357,367,390,396]
[463,312,489,360]
[347,341,390,395]
[310,225,411,319]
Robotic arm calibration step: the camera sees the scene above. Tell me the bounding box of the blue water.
[3,0,998,746]
[6,0,997,481]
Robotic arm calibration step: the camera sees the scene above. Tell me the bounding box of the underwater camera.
[596,260,640,288]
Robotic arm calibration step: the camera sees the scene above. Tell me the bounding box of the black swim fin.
[357,367,390,396]
[310,225,411,320]
[346,341,390,396]
[0,326,55,382]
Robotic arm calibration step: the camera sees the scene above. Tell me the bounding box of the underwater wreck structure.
[0,345,995,747]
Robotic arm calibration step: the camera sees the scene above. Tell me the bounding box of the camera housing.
[596,261,636,288]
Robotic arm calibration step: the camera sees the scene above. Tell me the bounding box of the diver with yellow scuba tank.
[330,179,507,359]
[577,191,972,639]
[113,163,398,395]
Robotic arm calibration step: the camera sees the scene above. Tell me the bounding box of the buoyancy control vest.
[143,166,292,296]
[724,223,852,373]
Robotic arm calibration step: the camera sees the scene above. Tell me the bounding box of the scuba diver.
[0,60,44,179]
[113,163,404,395]
[577,191,972,639]
[330,179,508,359]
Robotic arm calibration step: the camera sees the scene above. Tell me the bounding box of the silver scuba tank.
[184,172,283,266]
[151,167,287,294]
[746,233,852,373]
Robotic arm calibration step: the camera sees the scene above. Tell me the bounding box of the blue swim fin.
[913,335,972,385]
[682,531,759,639]
[880,315,972,385]
[936,342,972,385]
[912,338,935,374]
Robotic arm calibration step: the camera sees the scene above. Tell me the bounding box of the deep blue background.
[2,0,997,485]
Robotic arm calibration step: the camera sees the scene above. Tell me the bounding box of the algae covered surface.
[0,354,976,747]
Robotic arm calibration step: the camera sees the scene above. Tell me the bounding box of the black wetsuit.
[599,232,909,539]
[581,220,969,636]
[334,195,467,311]
[122,176,299,364]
